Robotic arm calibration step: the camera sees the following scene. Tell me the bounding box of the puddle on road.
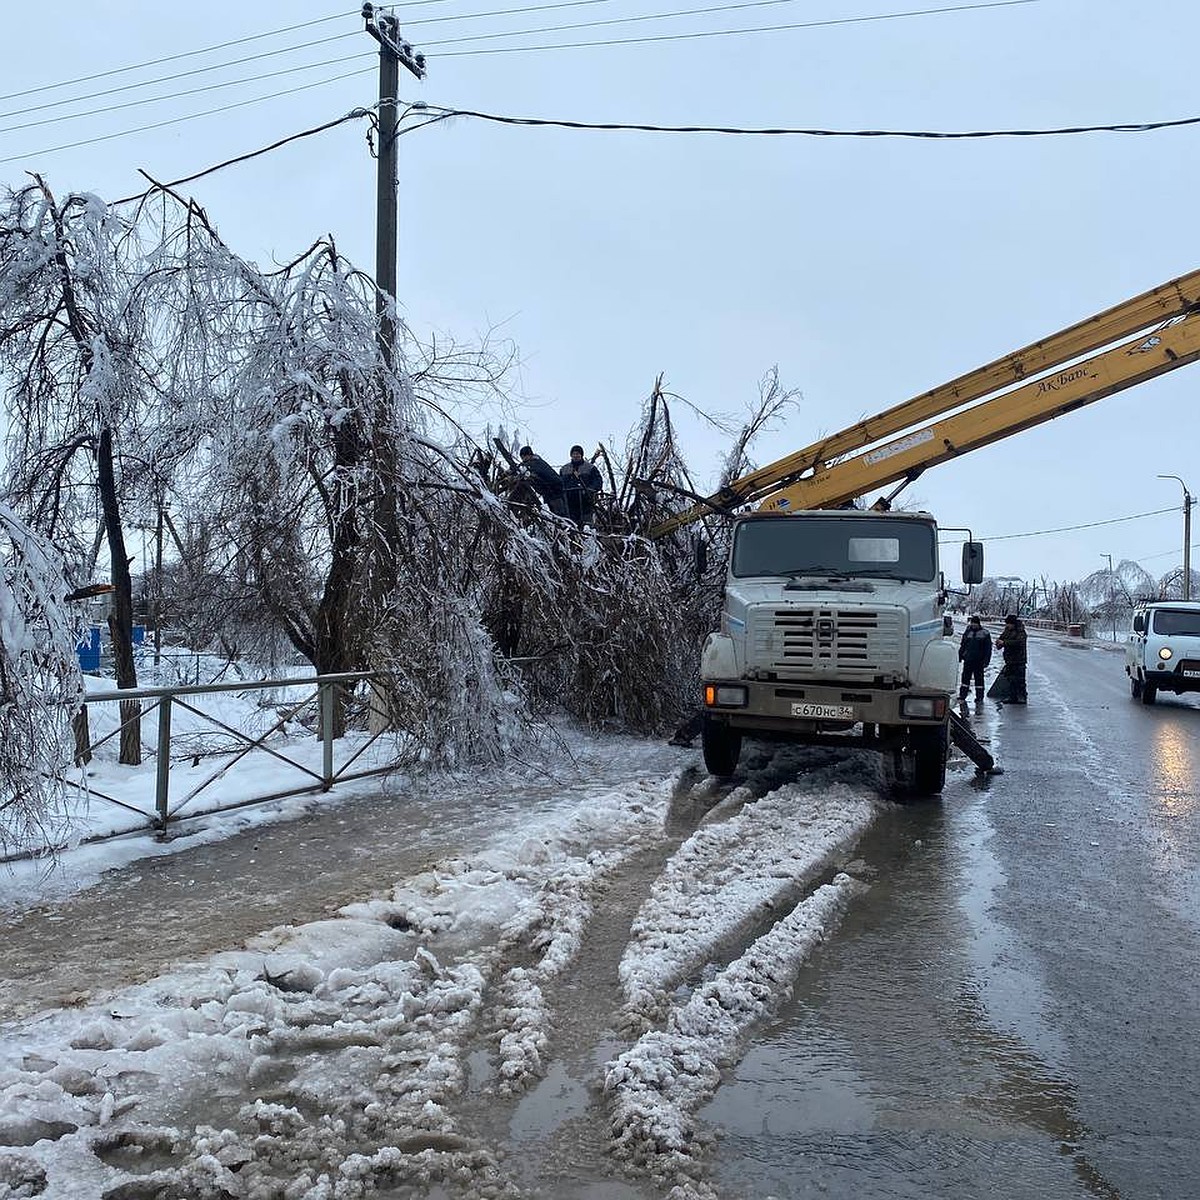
[699,778,1122,1200]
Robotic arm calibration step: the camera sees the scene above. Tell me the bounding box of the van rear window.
[1152,609,1200,637]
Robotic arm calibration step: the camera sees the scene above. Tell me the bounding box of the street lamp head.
[1157,473,1192,495]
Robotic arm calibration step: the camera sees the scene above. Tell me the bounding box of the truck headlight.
[1159,647,1173,661]
[901,696,946,719]
[704,684,748,707]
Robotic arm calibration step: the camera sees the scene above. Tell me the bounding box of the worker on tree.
[559,444,603,528]
[518,446,567,516]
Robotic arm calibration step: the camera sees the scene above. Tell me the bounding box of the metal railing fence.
[53,670,400,838]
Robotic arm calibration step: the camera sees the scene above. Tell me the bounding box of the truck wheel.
[701,717,742,778]
[909,725,948,797]
[1130,674,1143,699]
[1140,681,1157,705]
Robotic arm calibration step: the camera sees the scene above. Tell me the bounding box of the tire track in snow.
[605,872,866,1193]
[460,751,879,1198]
[618,774,876,1030]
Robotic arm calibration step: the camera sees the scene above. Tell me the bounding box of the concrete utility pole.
[1157,474,1194,601]
[362,3,426,368]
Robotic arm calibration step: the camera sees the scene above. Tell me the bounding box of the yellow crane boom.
[648,268,1200,537]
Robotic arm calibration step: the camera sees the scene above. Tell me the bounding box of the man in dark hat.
[958,615,992,704]
[559,444,603,528]
[995,613,1028,704]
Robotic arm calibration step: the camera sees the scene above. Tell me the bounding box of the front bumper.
[702,677,947,734]
[1143,667,1200,693]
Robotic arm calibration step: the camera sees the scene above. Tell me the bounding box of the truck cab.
[699,509,977,795]
[1126,601,1200,704]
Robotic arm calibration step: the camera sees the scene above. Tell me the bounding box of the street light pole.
[1102,553,1115,641]
[1157,474,1193,601]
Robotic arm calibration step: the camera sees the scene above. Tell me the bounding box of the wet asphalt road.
[704,634,1200,1200]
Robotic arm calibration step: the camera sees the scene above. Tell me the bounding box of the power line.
[0,0,526,106]
[0,68,375,168]
[407,0,618,27]
[410,102,1200,139]
[0,10,359,104]
[0,0,617,123]
[939,506,1179,544]
[0,31,361,123]
[0,0,807,138]
[1,0,1026,126]
[1139,542,1200,563]
[0,52,375,139]
[110,109,378,206]
[424,0,1033,48]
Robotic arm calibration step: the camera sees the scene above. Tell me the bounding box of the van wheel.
[1140,681,1157,705]
[1130,674,1143,699]
[701,717,741,778]
[909,725,948,797]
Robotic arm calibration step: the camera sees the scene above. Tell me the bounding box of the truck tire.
[909,725,948,797]
[1130,674,1143,699]
[701,717,742,778]
[1140,680,1157,705]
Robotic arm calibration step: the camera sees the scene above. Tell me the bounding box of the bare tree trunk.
[97,427,141,765]
[72,706,92,767]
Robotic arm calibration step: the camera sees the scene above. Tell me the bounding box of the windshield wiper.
[782,565,850,578]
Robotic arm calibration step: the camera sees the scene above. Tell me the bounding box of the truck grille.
[749,606,906,679]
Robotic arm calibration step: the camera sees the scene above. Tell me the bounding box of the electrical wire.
[406,0,618,28]
[0,32,362,124]
[0,0,619,121]
[110,108,378,205]
[938,506,1179,544]
[0,10,359,104]
[409,102,1200,138]
[0,0,925,136]
[1,0,1028,125]
[1138,542,1199,562]
[0,0,536,106]
[0,68,375,168]
[423,0,1033,48]
[0,52,375,139]
[0,0,802,137]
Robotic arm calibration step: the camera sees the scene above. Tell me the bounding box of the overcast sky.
[2,0,1196,585]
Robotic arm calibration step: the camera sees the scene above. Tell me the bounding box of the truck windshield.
[1152,609,1200,636]
[731,516,937,582]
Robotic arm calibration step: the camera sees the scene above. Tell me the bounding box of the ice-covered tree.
[0,181,182,763]
[0,503,82,852]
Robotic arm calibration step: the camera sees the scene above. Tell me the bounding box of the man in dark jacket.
[518,446,566,516]
[995,613,1028,704]
[559,444,603,528]
[958,615,992,703]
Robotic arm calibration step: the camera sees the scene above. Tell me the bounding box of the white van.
[1126,601,1200,704]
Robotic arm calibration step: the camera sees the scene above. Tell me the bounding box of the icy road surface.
[0,735,883,1198]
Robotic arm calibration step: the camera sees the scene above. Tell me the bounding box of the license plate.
[1184,670,1200,678]
[791,702,856,720]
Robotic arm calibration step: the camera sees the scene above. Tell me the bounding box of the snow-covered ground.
[0,730,886,1199]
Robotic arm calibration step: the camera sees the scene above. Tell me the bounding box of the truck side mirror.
[1132,613,1145,633]
[693,535,708,579]
[961,541,984,585]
